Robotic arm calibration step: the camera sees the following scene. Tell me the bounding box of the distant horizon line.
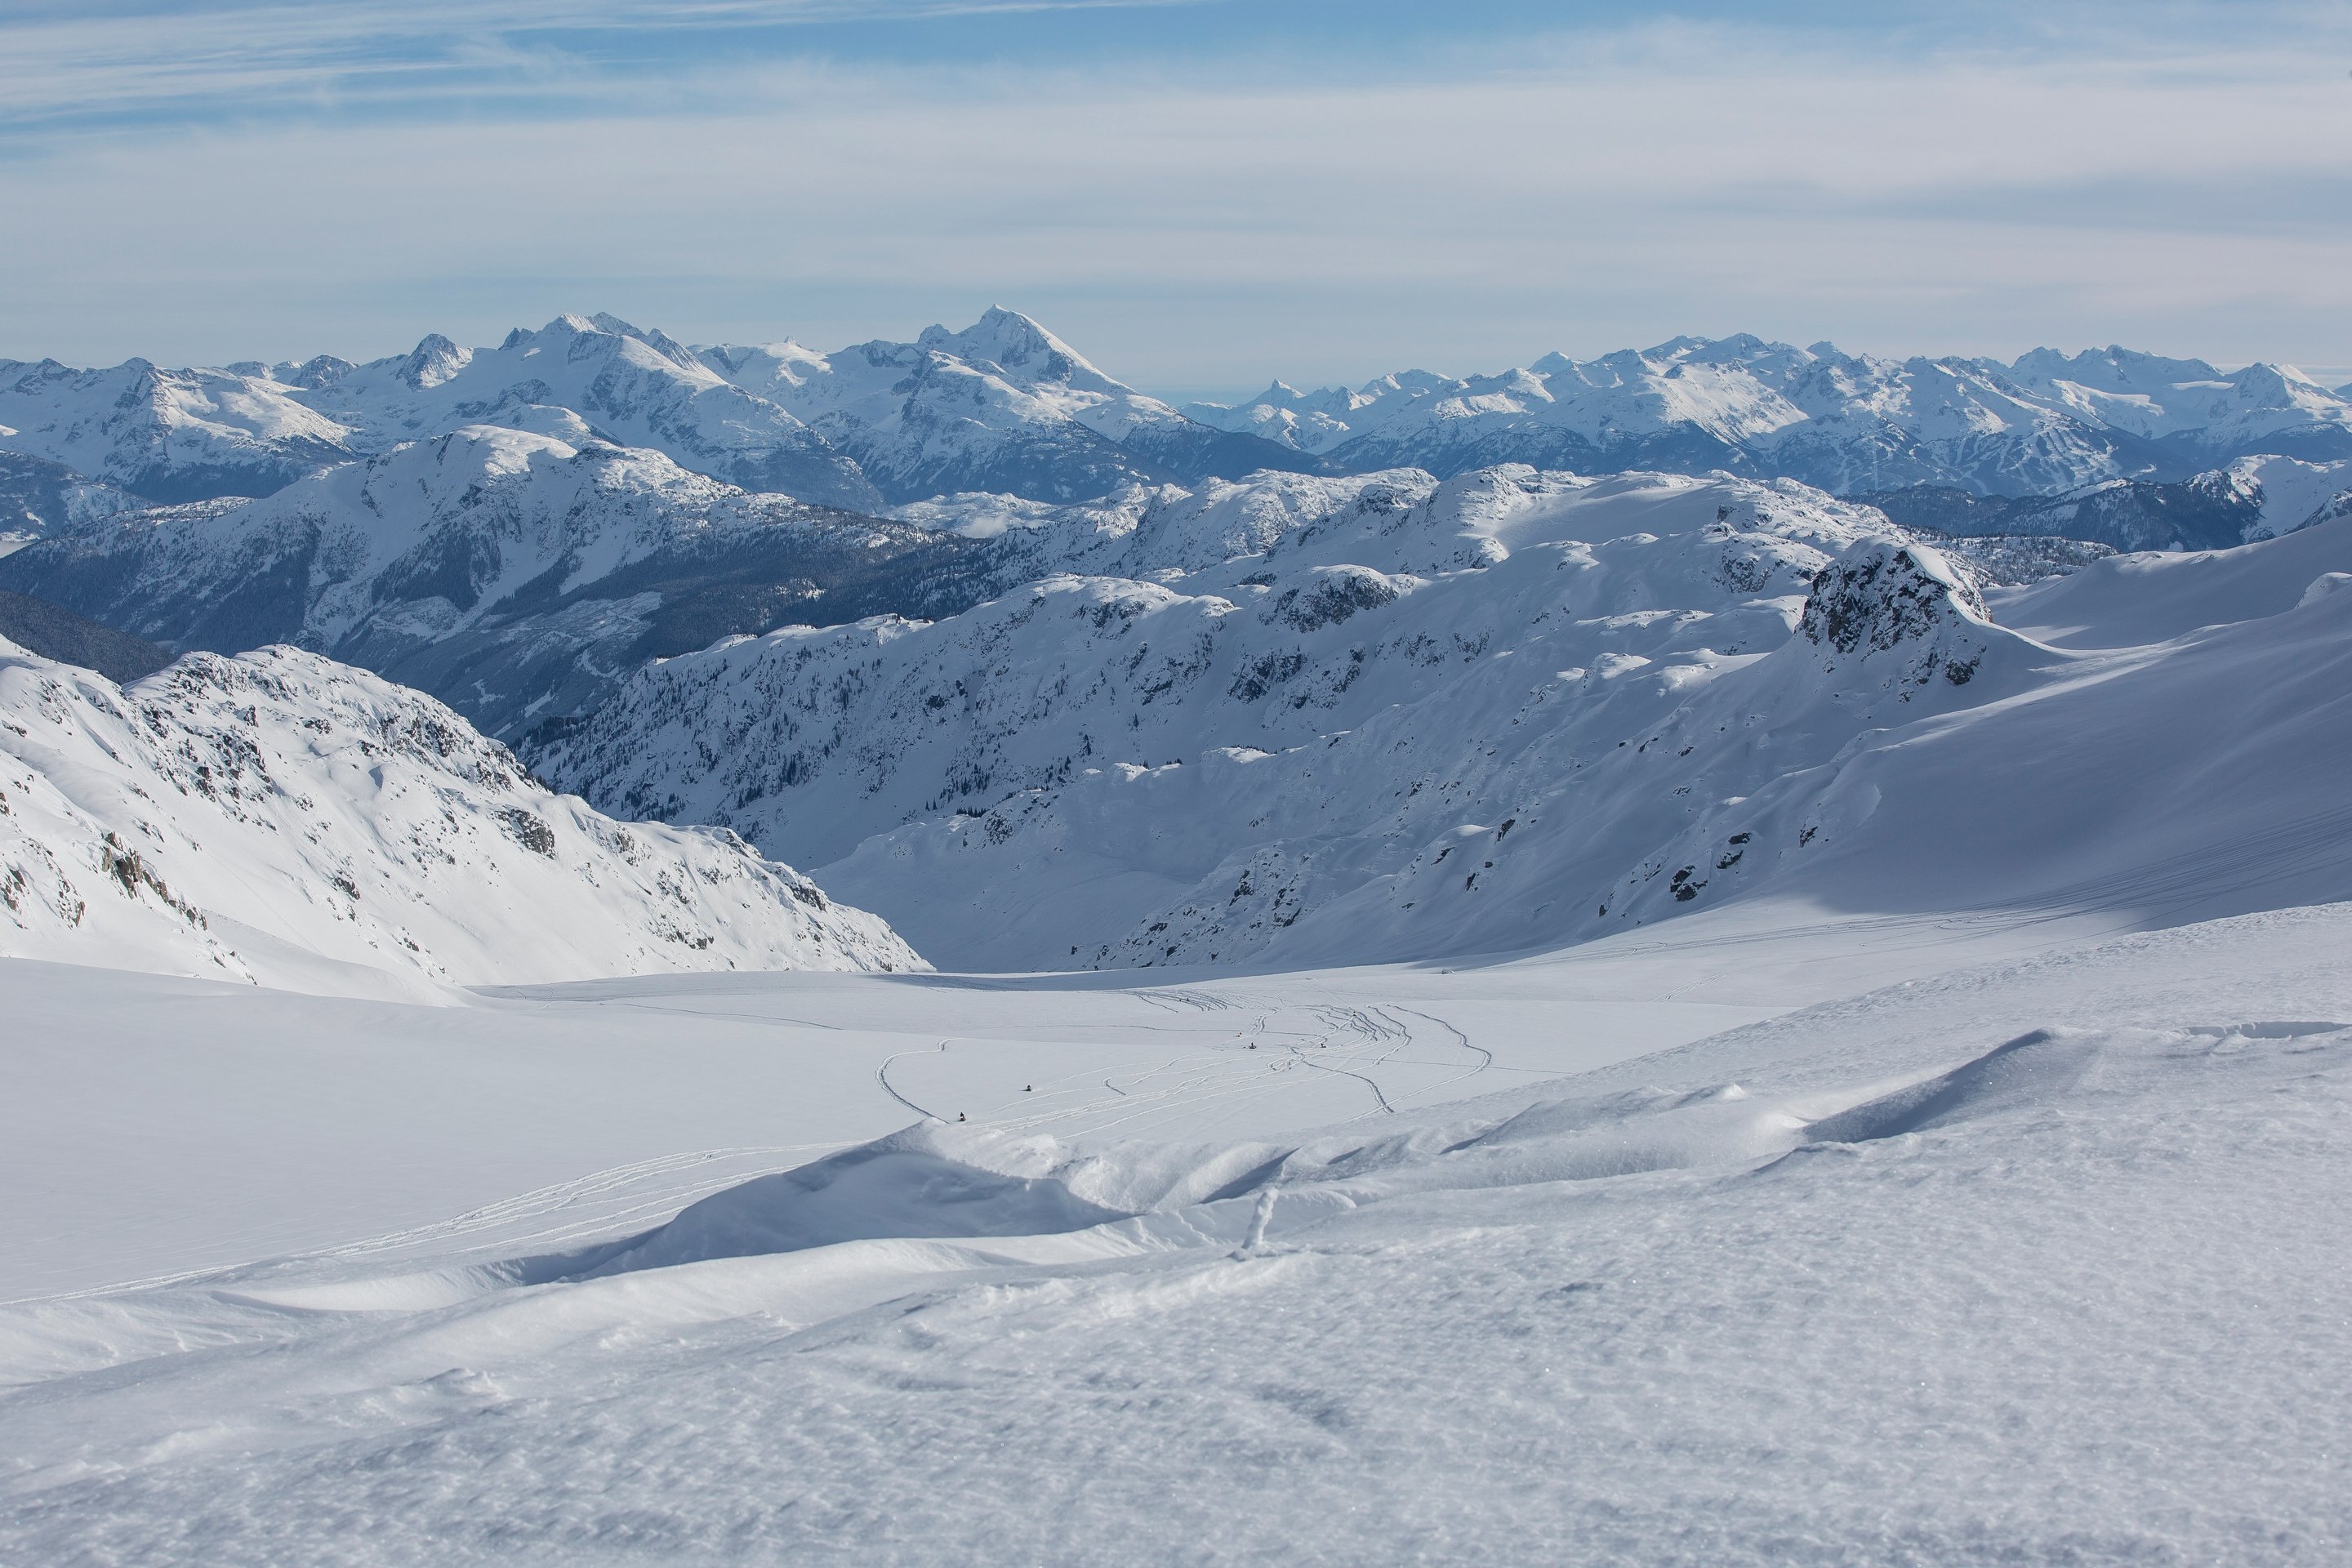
[10,309,2350,403]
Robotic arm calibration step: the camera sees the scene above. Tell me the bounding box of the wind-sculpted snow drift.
[8,904,2351,1565]
[0,638,920,988]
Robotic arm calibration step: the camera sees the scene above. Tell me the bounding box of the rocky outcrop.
[1798,538,1991,688]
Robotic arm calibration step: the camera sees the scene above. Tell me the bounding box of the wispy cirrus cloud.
[0,0,1202,131]
[4,2,2350,388]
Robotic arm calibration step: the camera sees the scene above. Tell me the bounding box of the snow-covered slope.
[541,468,1887,965]
[1187,336,2352,493]
[2219,452,2352,538]
[0,639,920,988]
[0,425,994,738]
[0,451,145,549]
[546,466,2352,973]
[1863,454,2352,555]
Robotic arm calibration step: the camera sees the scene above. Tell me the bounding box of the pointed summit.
[918,307,1128,394]
[398,333,467,390]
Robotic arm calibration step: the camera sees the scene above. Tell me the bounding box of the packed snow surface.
[3,900,2349,1563]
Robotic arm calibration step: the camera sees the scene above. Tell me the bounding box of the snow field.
[3,902,2350,1563]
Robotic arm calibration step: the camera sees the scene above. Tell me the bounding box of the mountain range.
[543,466,2352,970]
[0,424,1010,739]
[10,314,2352,532]
[0,310,1316,520]
[1186,338,2352,494]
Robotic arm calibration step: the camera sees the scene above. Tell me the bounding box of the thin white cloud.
[2,11,2348,381]
[0,0,1196,123]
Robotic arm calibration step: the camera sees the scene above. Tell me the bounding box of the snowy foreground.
[6,893,2350,1564]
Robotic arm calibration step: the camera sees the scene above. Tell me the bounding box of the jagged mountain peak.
[2009,344,2224,389]
[397,332,468,390]
[1800,537,1987,654]
[281,354,354,390]
[913,306,1129,396]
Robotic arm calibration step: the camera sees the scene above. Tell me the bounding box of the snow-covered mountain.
[0,452,145,550]
[694,305,1318,505]
[14,316,2349,527]
[288,314,883,512]
[1187,336,2352,495]
[537,468,1889,965]
[544,465,2352,972]
[1860,453,2352,553]
[2220,453,2352,537]
[0,437,1425,747]
[0,310,1312,515]
[0,359,350,505]
[0,639,921,989]
[0,425,999,739]
[12,317,2352,1568]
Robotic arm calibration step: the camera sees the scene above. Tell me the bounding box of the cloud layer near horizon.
[4,2,2349,394]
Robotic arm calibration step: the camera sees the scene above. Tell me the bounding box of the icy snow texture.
[0,638,920,988]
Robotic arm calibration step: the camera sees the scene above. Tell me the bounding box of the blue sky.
[3,1,2349,396]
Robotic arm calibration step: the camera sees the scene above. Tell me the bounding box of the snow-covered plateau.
[4,314,2352,1564]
